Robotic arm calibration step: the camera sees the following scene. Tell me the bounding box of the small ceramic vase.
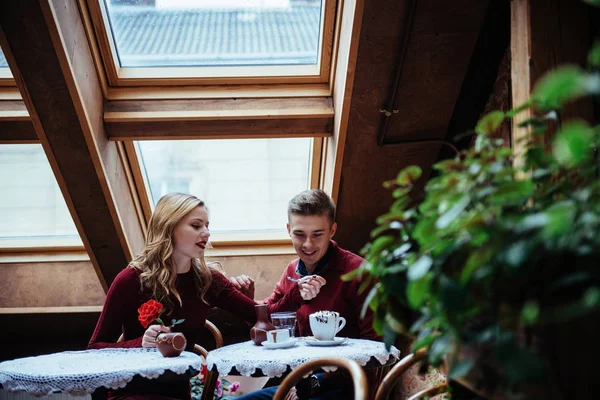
[155,332,187,357]
[250,304,275,345]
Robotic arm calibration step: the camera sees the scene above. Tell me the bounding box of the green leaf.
[429,334,452,365]
[584,0,600,8]
[383,320,398,350]
[460,247,495,284]
[436,195,470,229]
[475,111,505,135]
[361,284,380,319]
[396,166,422,186]
[155,318,164,326]
[407,275,432,308]
[542,201,575,240]
[489,180,534,205]
[393,187,411,198]
[583,287,600,308]
[504,240,530,267]
[531,65,590,111]
[369,235,396,256]
[341,267,361,281]
[552,120,594,167]
[521,301,540,325]
[408,255,433,280]
[385,312,407,334]
[448,359,474,380]
[588,40,600,68]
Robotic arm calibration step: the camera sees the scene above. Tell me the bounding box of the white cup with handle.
[309,311,346,341]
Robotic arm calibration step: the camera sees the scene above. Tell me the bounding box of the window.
[0,144,79,241]
[135,138,313,233]
[0,46,12,79]
[86,0,335,84]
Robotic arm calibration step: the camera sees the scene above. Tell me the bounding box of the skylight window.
[0,47,12,78]
[136,138,312,233]
[0,145,79,239]
[104,0,323,68]
[87,0,333,83]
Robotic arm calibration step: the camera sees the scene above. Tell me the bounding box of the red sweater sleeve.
[88,269,143,349]
[207,270,304,321]
[263,262,299,306]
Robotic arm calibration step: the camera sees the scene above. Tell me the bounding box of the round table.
[0,348,202,397]
[206,338,400,378]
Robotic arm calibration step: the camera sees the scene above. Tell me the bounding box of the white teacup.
[309,311,346,341]
[266,329,291,344]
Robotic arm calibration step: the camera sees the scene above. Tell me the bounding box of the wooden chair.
[272,357,368,400]
[375,349,449,400]
[115,319,223,400]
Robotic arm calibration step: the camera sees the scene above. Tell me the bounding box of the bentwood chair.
[374,349,449,400]
[272,357,368,400]
[115,319,223,400]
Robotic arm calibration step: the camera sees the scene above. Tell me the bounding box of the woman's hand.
[298,276,326,301]
[229,274,255,299]
[142,324,171,348]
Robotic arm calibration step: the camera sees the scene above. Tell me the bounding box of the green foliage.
[351,37,600,395]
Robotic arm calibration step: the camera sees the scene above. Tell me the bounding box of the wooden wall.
[334,0,490,253]
[0,253,295,360]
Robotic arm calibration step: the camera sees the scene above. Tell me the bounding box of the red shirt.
[265,241,380,341]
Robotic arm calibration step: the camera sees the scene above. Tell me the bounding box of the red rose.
[137,299,164,328]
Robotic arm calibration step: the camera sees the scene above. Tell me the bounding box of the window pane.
[0,145,79,239]
[137,138,312,233]
[104,0,323,67]
[0,47,11,77]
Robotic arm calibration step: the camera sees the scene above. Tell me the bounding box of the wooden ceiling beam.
[104,97,333,140]
[0,99,38,143]
[0,0,145,290]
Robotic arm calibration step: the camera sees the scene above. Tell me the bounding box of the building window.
[0,144,79,240]
[86,0,334,84]
[136,138,312,233]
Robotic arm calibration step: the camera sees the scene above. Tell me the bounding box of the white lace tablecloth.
[206,339,399,378]
[0,348,202,397]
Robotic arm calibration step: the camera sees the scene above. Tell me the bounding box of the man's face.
[287,214,337,271]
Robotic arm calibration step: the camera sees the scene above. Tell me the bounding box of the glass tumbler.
[270,311,297,337]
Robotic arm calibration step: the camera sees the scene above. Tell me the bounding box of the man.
[231,189,380,399]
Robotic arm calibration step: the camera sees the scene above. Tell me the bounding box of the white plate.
[303,337,348,347]
[261,338,298,349]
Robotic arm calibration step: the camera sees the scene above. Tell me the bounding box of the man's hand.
[298,275,326,301]
[284,387,298,400]
[142,324,171,348]
[229,274,255,299]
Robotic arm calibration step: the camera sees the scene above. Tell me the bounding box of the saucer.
[262,338,298,349]
[304,337,348,347]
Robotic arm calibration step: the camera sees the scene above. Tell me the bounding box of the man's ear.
[330,222,337,237]
[286,223,291,236]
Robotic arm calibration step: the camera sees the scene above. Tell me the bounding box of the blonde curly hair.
[129,193,213,314]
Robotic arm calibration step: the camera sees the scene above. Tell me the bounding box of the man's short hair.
[287,189,335,223]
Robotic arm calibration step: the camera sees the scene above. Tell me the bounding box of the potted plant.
[345,32,600,399]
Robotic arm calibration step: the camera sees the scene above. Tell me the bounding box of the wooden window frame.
[82,0,337,87]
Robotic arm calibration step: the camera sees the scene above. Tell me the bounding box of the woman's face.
[171,206,210,264]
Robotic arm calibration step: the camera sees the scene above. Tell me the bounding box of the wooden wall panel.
[0,261,105,307]
[335,0,489,253]
[208,253,298,301]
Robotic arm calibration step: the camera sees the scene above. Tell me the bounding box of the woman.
[89,193,320,399]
